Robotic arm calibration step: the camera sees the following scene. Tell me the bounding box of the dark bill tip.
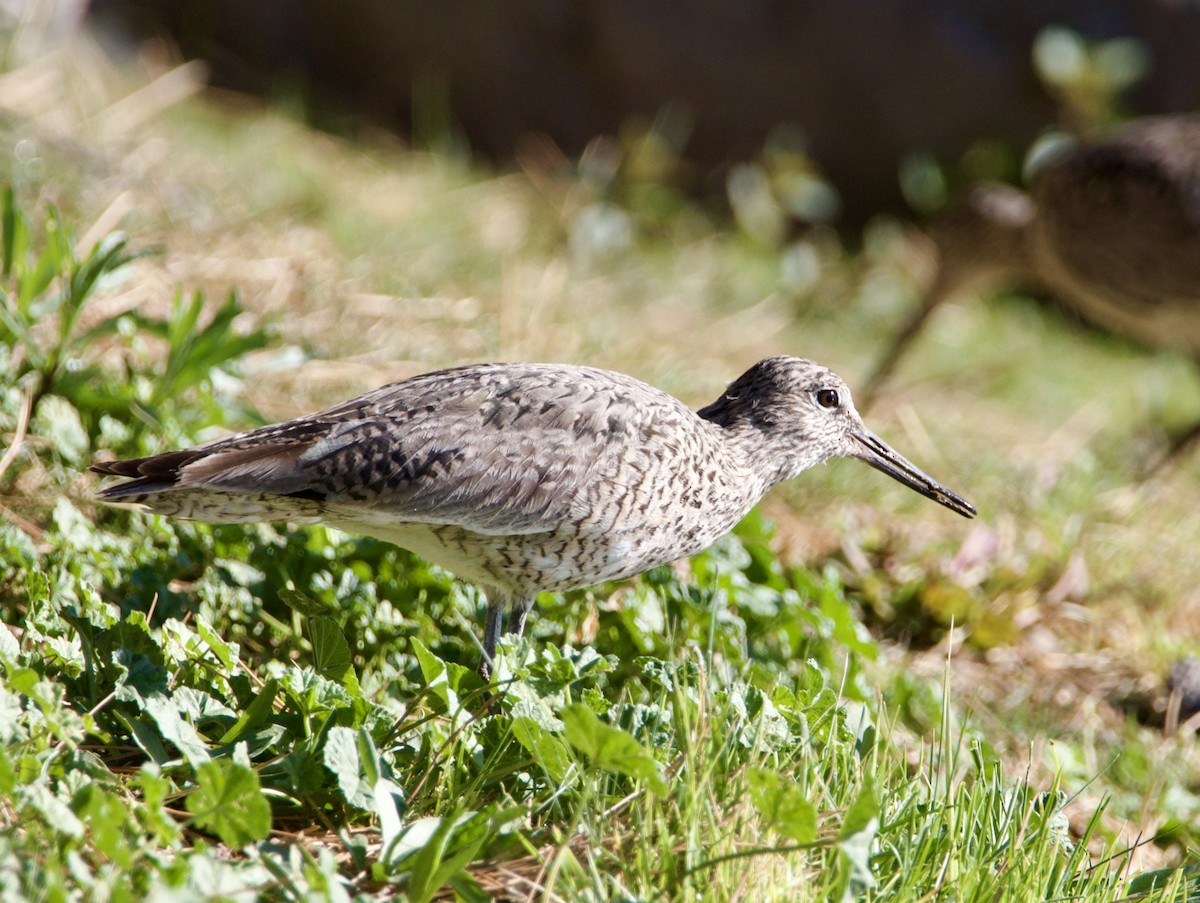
[850,430,976,519]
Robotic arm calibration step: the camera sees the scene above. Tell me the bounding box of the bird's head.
[699,356,976,518]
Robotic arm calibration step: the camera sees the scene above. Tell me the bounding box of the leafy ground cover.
[2,14,1200,901]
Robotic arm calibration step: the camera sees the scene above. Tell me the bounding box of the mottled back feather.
[93,362,709,536]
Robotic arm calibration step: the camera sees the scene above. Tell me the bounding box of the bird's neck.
[698,409,828,493]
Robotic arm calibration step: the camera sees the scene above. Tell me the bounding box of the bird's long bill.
[850,430,976,518]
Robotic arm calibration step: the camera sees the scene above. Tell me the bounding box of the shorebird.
[92,356,975,677]
[861,115,1200,447]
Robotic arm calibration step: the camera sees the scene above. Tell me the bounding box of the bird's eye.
[816,389,839,409]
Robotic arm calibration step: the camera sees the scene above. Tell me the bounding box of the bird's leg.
[1141,356,1200,479]
[1167,420,1200,460]
[476,594,533,681]
[478,595,506,681]
[859,279,951,411]
[1146,419,1200,479]
[506,596,535,640]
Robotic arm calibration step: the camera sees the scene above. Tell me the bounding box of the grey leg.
[478,595,505,680]
[506,596,535,639]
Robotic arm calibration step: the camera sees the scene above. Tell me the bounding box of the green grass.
[2,24,1200,901]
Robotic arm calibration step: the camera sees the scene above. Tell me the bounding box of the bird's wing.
[93,363,693,536]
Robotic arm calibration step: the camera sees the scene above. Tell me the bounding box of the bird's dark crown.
[697,356,842,430]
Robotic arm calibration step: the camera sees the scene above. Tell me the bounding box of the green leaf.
[388,809,501,903]
[186,760,272,848]
[25,784,84,838]
[0,747,14,794]
[280,665,353,716]
[840,775,879,838]
[133,765,179,844]
[375,777,406,853]
[117,710,172,765]
[409,811,491,903]
[1128,863,1200,896]
[838,775,879,890]
[413,637,467,713]
[7,667,39,696]
[149,289,271,404]
[278,587,331,617]
[0,301,41,369]
[24,233,63,311]
[511,716,572,784]
[218,678,279,745]
[448,871,493,903]
[561,703,667,794]
[196,617,237,672]
[747,768,818,843]
[143,693,212,766]
[323,725,374,810]
[309,616,351,681]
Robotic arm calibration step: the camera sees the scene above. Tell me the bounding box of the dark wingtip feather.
[91,449,205,477]
[95,476,173,500]
[89,459,138,477]
[90,448,208,499]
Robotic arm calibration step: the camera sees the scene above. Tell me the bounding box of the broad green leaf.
[173,687,237,724]
[6,667,39,696]
[278,587,331,617]
[323,726,374,810]
[405,818,460,902]
[310,616,351,681]
[747,768,818,843]
[186,760,272,848]
[413,638,458,712]
[408,810,490,903]
[448,871,492,903]
[218,678,279,745]
[195,617,237,671]
[25,784,83,838]
[375,777,406,854]
[117,710,172,765]
[385,815,445,867]
[511,717,572,784]
[143,693,212,765]
[280,664,353,716]
[561,703,667,794]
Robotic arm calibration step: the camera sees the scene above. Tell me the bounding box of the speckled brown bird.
[91,357,975,676]
[862,115,1200,417]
